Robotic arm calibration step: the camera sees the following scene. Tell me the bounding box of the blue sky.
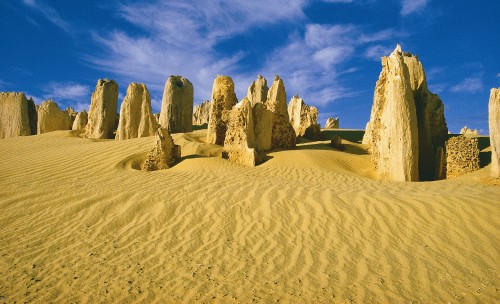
[1,0,499,133]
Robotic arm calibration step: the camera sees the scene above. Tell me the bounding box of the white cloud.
[364,45,393,61]
[450,77,483,93]
[401,0,428,16]
[497,72,500,77]
[322,0,353,2]
[22,0,72,33]
[42,82,91,102]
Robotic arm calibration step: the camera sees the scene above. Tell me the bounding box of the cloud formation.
[22,0,72,32]
[401,0,428,16]
[450,77,483,93]
[42,82,91,103]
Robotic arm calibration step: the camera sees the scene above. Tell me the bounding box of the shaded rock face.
[0,92,31,138]
[37,100,71,134]
[445,136,480,179]
[116,83,157,140]
[27,97,37,135]
[193,100,210,126]
[143,128,181,171]
[266,75,288,120]
[207,75,238,145]
[287,95,320,139]
[363,45,448,181]
[363,45,420,181]
[489,88,500,177]
[85,79,119,139]
[223,98,273,166]
[459,126,478,135]
[325,117,339,129]
[159,76,193,133]
[72,110,88,130]
[247,75,268,105]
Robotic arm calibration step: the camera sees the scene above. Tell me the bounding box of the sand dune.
[0,130,498,303]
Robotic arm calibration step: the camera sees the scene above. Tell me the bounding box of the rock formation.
[207,75,238,145]
[193,100,210,126]
[159,76,193,133]
[264,75,296,149]
[72,110,88,130]
[459,126,479,135]
[37,100,71,134]
[489,88,500,178]
[115,83,157,140]
[362,45,448,181]
[247,75,268,105]
[0,92,32,138]
[143,127,181,171]
[330,135,344,150]
[66,107,77,126]
[85,79,118,139]
[445,136,480,179]
[266,75,289,119]
[325,117,339,129]
[223,97,273,166]
[287,95,321,139]
[27,97,37,135]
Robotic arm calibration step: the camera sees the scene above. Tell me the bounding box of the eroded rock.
[159,76,193,133]
[247,75,268,105]
[287,95,320,139]
[37,100,71,134]
[207,75,238,145]
[72,110,88,130]
[363,45,448,181]
[85,79,119,139]
[193,100,210,126]
[116,83,157,140]
[143,128,181,171]
[489,88,500,178]
[445,136,480,179]
[459,126,479,135]
[325,117,339,129]
[0,92,31,138]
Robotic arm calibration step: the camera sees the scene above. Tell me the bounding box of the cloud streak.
[42,82,91,103]
[22,0,72,33]
[401,0,428,16]
[450,77,483,93]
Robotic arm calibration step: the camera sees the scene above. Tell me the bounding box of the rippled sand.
[0,129,498,303]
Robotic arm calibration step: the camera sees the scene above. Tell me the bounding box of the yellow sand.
[0,130,498,303]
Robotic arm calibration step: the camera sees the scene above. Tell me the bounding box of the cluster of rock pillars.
[1,45,499,181]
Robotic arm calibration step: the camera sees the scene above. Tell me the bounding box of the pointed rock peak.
[257,74,263,79]
[274,75,280,81]
[394,44,402,54]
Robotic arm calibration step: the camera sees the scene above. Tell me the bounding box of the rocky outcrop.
[116,83,157,140]
[445,136,480,179]
[66,107,77,126]
[0,92,32,138]
[266,75,288,119]
[207,75,238,145]
[330,135,344,150]
[460,126,479,135]
[363,45,448,181]
[193,100,210,126]
[325,117,339,129]
[72,110,88,130]
[85,79,119,139]
[287,95,321,139]
[362,45,420,181]
[489,88,500,178]
[247,75,268,105]
[159,76,193,133]
[143,128,181,171]
[37,100,71,134]
[223,97,273,166]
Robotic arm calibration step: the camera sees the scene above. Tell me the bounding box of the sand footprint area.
[0,130,498,303]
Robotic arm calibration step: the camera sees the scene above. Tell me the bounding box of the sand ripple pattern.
[0,131,499,303]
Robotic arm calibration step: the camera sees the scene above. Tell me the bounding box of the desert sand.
[0,128,498,303]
